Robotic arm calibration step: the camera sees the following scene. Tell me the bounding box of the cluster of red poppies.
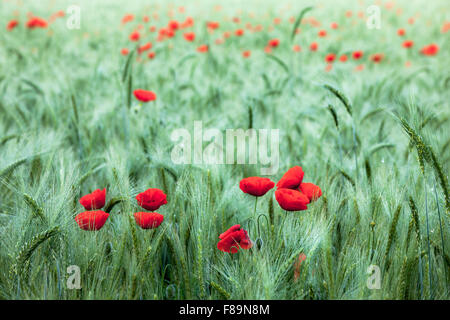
[74,188,167,231]
[217,166,322,254]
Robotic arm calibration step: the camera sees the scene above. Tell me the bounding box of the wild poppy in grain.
[264,46,272,54]
[26,17,48,29]
[318,30,327,37]
[268,38,280,48]
[129,31,140,41]
[223,31,231,38]
[122,14,134,24]
[138,42,152,54]
[242,50,251,58]
[235,29,244,36]
[397,28,405,36]
[239,177,274,197]
[217,225,252,254]
[355,64,365,71]
[149,25,156,32]
[298,183,322,202]
[325,53,336,63]
[310,42,318,51]
[79,188,106,210]
[441,21,450,33]
[330,22,338,29]
[134,212,164,229]
[136,188,167,211]
[143,15,150,23]
[275,188,309,211]
[273,17,281,25]
[352,50,363,60]
[402,40,414,48]
[371,53,384,63]
[293,45,301,52]
[294,253,307,281]
[168,20,179,31]
[133,89,156,102]
[183,32,195,42]
[276,166,304,189]
[420,43,439,56]
[339,54,348,62]
[7,20,19,31]
[197,44,209,53]
[207,21,220,30]
[75,210,109,231]
[147,51,155,59]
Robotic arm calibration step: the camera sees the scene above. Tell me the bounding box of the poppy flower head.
[234,29,244,36]
[420,43,439,56]
[330,22,338,29]
[310,42,318,51]
[217,225,252,254]
[318,29,327,37]
[239,177,274,197]
[197,44,209,53]
[138,42,152,54]
[75,210,109,231]
[268,38,280,48]
[298,183,322,202]
[339,54,348,62]
[136,188,167,211]
[7,20,19,31]
[275,188,309,211]
[276,166,304,189]
[121,48,129,55]
[183,32,195,42]
[147,51,155,59]
[168,20,179,31]
[352,50,363,59]
[371,53,384,63]
[122,14,134,24]
[207,21,220,30]
[397,28,405,36]
[325,53,336,63]
[242,50,251,58]
[293,44,301,52]
[26,17,48,29]
[129,31,140,41]
[134,212,164,229]
[402,40,414,48]
[133,89,157,102]
[79,188,106,210]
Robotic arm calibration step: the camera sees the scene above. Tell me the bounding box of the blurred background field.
[0,0,449,299]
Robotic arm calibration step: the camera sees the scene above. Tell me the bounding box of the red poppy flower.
[420,43,439,56]
[442,21,450,33]
[325,53,336,63]
[79,188,106,210]
[148,51,155,59]
[318,30,327,37]
[149,26,156,32]
[138,42,152,54]
[121,48,129,55]
[168,20,179,31]
[143,16,150,23]
[134,212,164,229]
[402,40,414,48]
[298,183,322,202]
[75,210,109,231]
[339,54,348,62]
[264,46,272,54]
[217,225,252,254]
[7,20,19,31]
[294,253,307,281]
[136,188,167,211]
[129,31,140,41]
[268,38,280,48]
[133,89,157,102]
[276,166,304,189]
[397,28,405,36]
[275,188,309,211]
[310,42,318,51]
[293,45,301,52]
[242,50,251,58]
[330,22,338,29]
[370,53,384,63]
[239,177,274,197]
[207,21,220,30]
[122,14,134,24]
[197,44,209,53]
[183,32,195,42]
[234,29,244,36]
[26,17,48,29]
[352,51,363,59]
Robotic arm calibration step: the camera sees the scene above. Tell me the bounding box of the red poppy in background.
[121,48,129,55]
[239,177,274,197]
[183,32,195,41]
[7,20,19,31]
[138,42,152,54]
[268,38,280,48]
[275,188,309,211]
[129,31,140,41]
[371,53,384,63]
[242,50,251,58]
[442,21,450,33]
[197,44,209,52]
[134,212,164,229]
[136,188,167,211]
[133,89,157,102]
[420,43,439,56]
[293,45,301,52]
[402,40,414,48]
[234,29,244,36]
[148,51,155,59]
[330,22,338,29]
[310,42,318,51]
[79,188,106,210]
[122,14,134,24]
[143,15,150,23]
[168,20,179,31]
[352,51,363,59]
[339,54,348,62]
[298,183,322,202]
[397,28,405,36]
[318,30,327,37]
[217,225,252,254]
[276,166,304,189]
[75,210,109,231]
[325,53,336,63]
[26,17,48,29]
[207,21,220,30]
[294,253,307,281]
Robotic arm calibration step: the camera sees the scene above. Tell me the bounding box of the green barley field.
[0,0,449,300]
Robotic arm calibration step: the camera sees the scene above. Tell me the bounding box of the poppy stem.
[253,197,258,216]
